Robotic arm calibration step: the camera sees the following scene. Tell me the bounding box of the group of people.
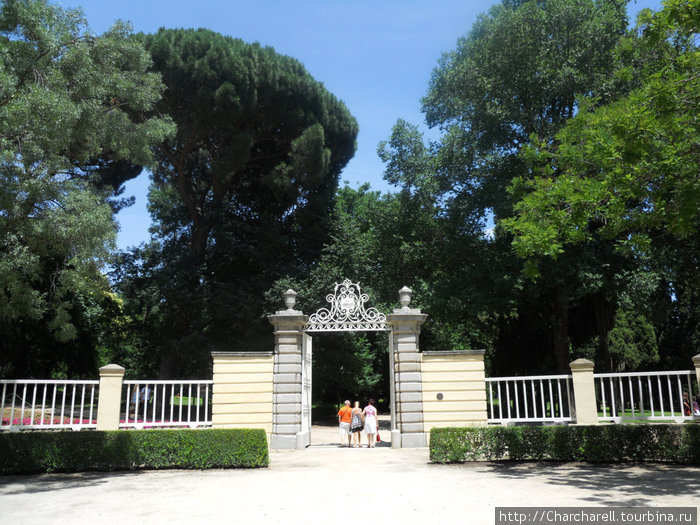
[337,399,379,448]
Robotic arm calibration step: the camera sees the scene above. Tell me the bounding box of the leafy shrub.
[0,428,268,474]
[430,424,699,464]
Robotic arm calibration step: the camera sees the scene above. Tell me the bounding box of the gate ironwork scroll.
[305,279,389,332]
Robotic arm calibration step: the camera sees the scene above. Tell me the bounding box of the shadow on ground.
[478,462,700,506]
[0,470,147,496]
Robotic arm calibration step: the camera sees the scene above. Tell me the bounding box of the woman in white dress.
[362,398,378,448]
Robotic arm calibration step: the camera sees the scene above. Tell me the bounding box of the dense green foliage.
[505,0,699,257]
[377,0,697,376]
[501,0,699,370]
[429,425,700,464]
[113,28,358,377]
[0,428,268,473]
[0,0,173,377]
[266,183,453,404]
[380,0,635,373]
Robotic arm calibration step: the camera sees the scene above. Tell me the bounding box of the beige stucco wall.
[421,351,487,435]
[212,352,274,436]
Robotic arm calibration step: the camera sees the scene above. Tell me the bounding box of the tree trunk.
[551,286,570,373]
[159,352,177,379]
[593,295,615,372]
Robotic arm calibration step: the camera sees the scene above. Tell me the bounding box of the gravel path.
[1,441,697,525]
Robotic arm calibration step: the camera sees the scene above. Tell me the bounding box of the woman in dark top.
[351,401,364,448]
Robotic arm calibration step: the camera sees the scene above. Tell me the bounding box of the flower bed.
[2,417,96,426]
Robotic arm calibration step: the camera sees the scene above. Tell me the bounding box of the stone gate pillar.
[268,290,308,450]
[387,286,428,448]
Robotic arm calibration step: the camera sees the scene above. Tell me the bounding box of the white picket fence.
[121,380,213,429]
[595,370,696,423]
[3,367,697,431]
[486,374,574,424]
[1,380,99,430]
[1,378,213,431]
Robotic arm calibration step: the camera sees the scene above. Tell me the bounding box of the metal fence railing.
[486,374,574,424]
[1,380,99,431]
[595,370,696,423]
[3,367,697,431]
[121,380,213,429]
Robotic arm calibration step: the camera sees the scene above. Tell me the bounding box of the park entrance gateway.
[268,279,428,449]
[211,279,487,449]
[302,280,390,447]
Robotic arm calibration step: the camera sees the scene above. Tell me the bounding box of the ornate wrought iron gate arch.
[304,279,390,332]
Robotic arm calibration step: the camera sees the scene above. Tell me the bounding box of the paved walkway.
[1,425,698,524]
[311,414,392,447]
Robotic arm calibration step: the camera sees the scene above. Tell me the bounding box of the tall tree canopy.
[504,0,699,257]
[420,0,627,218]
[502,0,699,370]
[116,29,358,376]
[381,0,634,372]
[0,0,173,377]
[266,183,450,406]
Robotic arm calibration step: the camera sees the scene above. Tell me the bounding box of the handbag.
[376,432,380,442]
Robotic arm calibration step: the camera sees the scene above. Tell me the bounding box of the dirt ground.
[1,418,698,525]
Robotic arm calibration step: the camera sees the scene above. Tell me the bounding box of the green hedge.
[0,428,268,474]
[430,425,700,465]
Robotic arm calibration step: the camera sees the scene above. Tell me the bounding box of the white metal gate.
[301,333,312,446]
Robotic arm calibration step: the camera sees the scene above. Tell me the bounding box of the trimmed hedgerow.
[0,428,268,474]
[429,424,700,465]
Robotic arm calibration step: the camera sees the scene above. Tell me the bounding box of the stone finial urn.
[398,286,412,309]
[283,289,297,311]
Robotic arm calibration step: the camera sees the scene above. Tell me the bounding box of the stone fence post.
[96,364,125,430]
[569,358,598,425]
[268,290,308,450]
[387,287,428,448]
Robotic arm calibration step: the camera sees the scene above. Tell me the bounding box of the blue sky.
[61,0,662,251]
